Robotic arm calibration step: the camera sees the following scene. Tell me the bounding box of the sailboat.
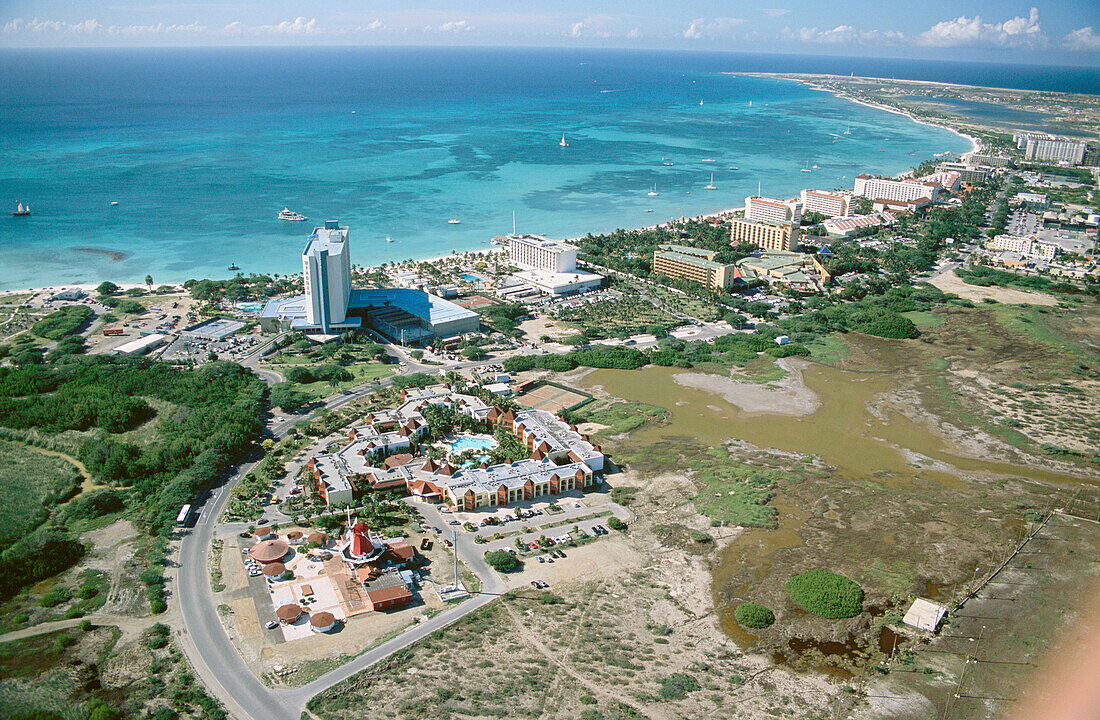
[647,183,659,197]
[386,236,394,243]
[559,133,568,147]
[704,173,716,190]
[699,99,704,106]
[800,160,812,173]
[749,100,752,107]
[448,218,460,225]
[843,124,851,135]
[12,202,30,216]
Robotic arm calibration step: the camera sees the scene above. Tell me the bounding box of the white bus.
[176,504,192,526]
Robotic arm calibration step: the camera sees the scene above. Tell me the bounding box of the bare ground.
[671,358,820,417]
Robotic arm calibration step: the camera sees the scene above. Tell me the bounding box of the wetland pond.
[578,350,1091,668]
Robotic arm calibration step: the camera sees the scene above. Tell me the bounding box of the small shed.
[310,611,337,633]
[262,562,289,579]
[275,604,303,624]
[903,598,948,632]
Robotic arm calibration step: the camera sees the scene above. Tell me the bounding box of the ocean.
[0,46,1037,291]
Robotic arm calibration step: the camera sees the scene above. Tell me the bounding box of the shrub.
[32,306,94,340]
[606,516,625,531]
[659,672,700,699]
[785,569,864,619]
[734,602,775,629]
[53,633,77,651]
[39,585,73,607]
[484,549,521,572]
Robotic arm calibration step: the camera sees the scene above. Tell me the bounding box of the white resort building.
[505,234,604,296]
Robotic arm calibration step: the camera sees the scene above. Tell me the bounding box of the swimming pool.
[236,301,265,314]
[458,273,481,283]
[449,436,495,453]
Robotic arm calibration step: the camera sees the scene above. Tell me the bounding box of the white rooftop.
[902,598,947,632]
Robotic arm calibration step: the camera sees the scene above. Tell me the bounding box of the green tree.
[484,549,521,572]
[96,281,118,296]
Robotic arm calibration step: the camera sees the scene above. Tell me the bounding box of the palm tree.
[145,275,153,291]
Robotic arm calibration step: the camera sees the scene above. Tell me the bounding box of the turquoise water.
[0,48,973,291]
[449,436,496,454]
[458,274,482,283]
[235,301,266,314]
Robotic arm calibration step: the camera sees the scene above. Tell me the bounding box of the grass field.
[269,361,395,399]
[806,333,850,366]
[643,284,724,322]
[0,440,83,553]
[555,294,676,338]
[572,401,668,435]
[901,310,945,328]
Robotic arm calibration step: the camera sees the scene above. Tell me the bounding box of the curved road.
[175,354,501,720]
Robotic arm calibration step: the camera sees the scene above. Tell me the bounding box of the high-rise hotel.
[302,221,352,333]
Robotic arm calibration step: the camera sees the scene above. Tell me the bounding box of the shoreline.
[736,72,981,158]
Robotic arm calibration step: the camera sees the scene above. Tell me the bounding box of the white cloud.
[106,22,205,36]
[435,19,473,32]
[1063,26,1100,52]
[219,16,319,36]
[683,17,745,40]
[782,24,902,45]
[918,7,1044,48]
[3,17,102,34]
[762,9,790,18]
[273,17,318,34]
[567,15,622,39]
[626,27,641,40]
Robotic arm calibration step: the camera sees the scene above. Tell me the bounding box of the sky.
[1,1,1099,66]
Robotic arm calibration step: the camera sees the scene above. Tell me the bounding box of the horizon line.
[0,43,1098,71]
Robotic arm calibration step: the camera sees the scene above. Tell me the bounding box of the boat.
[559,133,568,147]
[448,218,460,224]
[278,207,307,221]
[699,100,704,106]
[385,236,394,243]
[647,183,659,197]
[701,158,715,163]
[704,173,716,190]
[663,162,673,166]
[729,165,738,170]
[749,100,752,107]
[12,202,30,216]
[645,209,653,213]
[110,201,119,206]
[812,164,820,169]
[227,263,239,271]
[800,160,812,173]
[843,124,851,135]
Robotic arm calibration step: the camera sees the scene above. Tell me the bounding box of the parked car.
[265,620,279,629]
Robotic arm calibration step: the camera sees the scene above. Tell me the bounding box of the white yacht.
[448,218,460,224]
[704,173,716,190]
[278,207,307,221]
[386,236,394,243]
[647,183,659,197]
[110,201,119,206]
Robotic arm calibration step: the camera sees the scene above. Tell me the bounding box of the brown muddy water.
[578,347,1092,666]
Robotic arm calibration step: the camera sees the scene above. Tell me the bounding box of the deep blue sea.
[5,46,1072,291]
